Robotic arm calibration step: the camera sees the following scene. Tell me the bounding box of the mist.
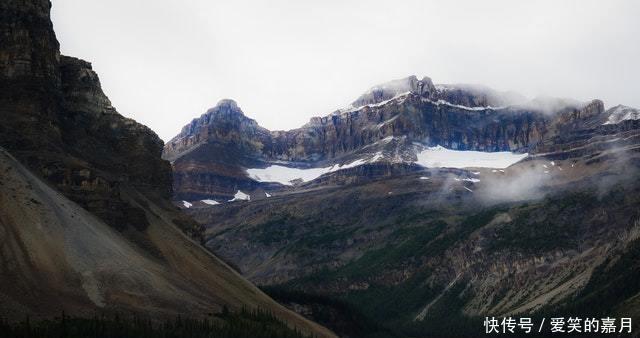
[50,1,640,141]
[476,166,552,204]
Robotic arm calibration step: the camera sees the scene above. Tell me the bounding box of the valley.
[166,75,640,337]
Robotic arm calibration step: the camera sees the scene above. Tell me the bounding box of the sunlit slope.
[0,147,335,338]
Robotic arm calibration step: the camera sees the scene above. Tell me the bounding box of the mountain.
[166,77,640,335]
[163,75,610,202]
[0,1,335,337]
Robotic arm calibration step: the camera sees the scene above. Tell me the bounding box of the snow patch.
[419,176,430,180]
[370,152,384,162]
[228,191,250,202]
[421,98,504,111]
[265,192,271,198]
[248,155,379,186]
[182,201,192,208]
[341,92,412,113]
[377,115,400,128]
[247,166,329,186]
[415,145,527,169]
[201,199,219,205]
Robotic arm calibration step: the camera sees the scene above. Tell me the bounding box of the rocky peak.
[434,83,527,108]
[552,99,605,126]
[603,104,640,125]
[350,75,436,108]
[180,99,250,135]
[214,98,240,110]
[580,99,605,119]
[60,56,117,115]
[203,98,246,119]
[163,99,272,162]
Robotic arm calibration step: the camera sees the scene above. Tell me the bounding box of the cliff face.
[1,0,171,231]
[58,55,172,197]
[0,0,62,154]
[164,76,607,200]
[164,99,271,162]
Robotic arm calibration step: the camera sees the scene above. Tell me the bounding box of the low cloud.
[476,166,551,204]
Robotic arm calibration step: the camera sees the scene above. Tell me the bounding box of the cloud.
[51,0,640,141]
[476,166,551,204]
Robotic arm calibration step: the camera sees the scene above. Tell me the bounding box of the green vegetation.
[271,207,512,337]
[0,308,312,338]
[337,220,446,278]
[487,190,626,253]
[260,185,640,337]
[253,215,298,245]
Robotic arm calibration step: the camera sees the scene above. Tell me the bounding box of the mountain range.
[163,74,640,337]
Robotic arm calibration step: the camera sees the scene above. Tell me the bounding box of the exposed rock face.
[349,75,436,107]
[0,0,59,82]
[58,55,171,198]
[164,100,272,200]
[0,0,62,155]
[164,76,607,201]
[1,0,171,231]
[60,56,117,115]
[434,83,526,108]
[164,99,271,162]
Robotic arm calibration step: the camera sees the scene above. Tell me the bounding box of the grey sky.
[51,1,640,141]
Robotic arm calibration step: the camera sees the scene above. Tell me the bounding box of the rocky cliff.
[164,75,608,201]
[1,0,172,232]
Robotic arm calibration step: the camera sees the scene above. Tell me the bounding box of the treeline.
[0,307,312,338]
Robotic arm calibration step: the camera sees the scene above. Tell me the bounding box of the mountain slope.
[167,76,640,336]
[186,133,640,337]
[0,147,333,337]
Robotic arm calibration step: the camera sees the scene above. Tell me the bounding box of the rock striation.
[1,0,171,231]
[164,76,609,201]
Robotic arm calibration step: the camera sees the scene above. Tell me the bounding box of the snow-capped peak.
[603,105,640,125]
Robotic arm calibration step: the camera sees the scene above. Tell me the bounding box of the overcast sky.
[51,1,640,141]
